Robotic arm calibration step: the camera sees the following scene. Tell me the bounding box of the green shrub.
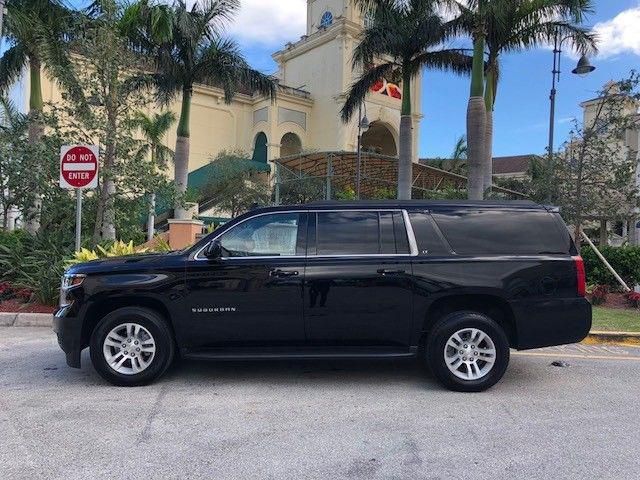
[582,246,640,288]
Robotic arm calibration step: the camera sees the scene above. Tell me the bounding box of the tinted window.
[219,213,300,257]
[316,211,379,255]
[431,210,570,255]
[408,212,449,255]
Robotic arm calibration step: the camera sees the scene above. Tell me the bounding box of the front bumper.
[53,305,83,368]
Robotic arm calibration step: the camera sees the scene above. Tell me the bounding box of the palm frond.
[341,62,394,122]
[411,49,473,77]
[0,45,28,94]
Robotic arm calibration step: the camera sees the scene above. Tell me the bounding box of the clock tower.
[272,0,422,160]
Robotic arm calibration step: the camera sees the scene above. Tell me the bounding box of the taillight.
[573,256,586,297]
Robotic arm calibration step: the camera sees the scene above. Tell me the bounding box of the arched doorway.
[361,122,397,156]
[252,132,268,163]
[280,132,302,157]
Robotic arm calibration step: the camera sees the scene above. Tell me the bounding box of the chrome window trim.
[194,208,419,261]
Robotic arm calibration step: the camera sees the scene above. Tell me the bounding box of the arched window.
[280,133,302,157]
[320,11,333,29]
[252,132,268,163]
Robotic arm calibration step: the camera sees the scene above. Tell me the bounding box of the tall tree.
[344,0,471,200]
[148,0,276,219]
[131,110,176,240]
[450,0,597,197]
[0,0,74,232]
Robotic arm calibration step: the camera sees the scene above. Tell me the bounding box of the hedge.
[582,245,640,288]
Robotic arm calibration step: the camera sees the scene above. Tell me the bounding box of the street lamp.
[547,32,596,199]
[356,103,370,199]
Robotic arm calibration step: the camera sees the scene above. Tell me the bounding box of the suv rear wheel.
[90,307,175,386]
[426,311,509,392]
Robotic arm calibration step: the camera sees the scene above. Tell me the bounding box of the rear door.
[304,209,415,348]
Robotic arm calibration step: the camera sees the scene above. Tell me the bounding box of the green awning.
[152,158,271,221]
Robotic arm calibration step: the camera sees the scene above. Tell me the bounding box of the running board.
[182,346,418,361]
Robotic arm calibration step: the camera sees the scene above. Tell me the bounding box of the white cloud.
[592,6,640,58]
[225,0,307,46]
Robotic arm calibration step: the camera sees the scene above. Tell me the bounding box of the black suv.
[54,201,591,392]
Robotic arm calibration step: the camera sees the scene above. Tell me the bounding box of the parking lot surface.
[1,327,640,480]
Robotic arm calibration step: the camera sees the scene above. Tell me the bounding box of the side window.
[380,212,410,254]
[219,213,301,257]
[316,211,379,255]
[408,212,450,255]
[431,210,571,255]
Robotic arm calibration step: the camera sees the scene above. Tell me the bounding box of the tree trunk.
[174,89,192,219]
[467,35,486,200]
[483,63,497,194]
[93,97,118,243]
[599,219,608,246]
[397,71,413,200]
[24,59,44,234]
[467,97,486,200]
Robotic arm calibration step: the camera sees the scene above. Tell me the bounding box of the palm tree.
[450,0,597,197]
[0,0,74,232]
[150,0,276,219]
[343,0,471,200]
[131,110,176,241]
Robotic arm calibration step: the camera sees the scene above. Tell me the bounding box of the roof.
[256,199,543,211]
[420,155,537,175]
[492,155,537,175]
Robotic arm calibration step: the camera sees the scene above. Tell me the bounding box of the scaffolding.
[272,151,527,203]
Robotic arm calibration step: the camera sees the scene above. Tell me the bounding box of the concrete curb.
[0,313,53,328]
[584,331,640,347]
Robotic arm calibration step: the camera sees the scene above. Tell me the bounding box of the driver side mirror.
[204,240,223,259]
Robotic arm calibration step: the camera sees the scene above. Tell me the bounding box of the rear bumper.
[53,306,83,368]
[511,297,592,350]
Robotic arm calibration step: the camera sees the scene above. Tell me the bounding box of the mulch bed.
[0,299,56,314]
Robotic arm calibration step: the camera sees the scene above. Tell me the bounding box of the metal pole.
[147,192,156,242]
[356,103,362,199]
[547,31,560,200]
[580,230,631,293]
[326,155,332,200]
[75,189,82,252]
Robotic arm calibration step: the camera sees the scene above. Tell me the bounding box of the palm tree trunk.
[93,98,117,243]
[467,35,486,200]
[24,58,44,234]
[397,71,413,200]
[174,88,192,219]
[483,66,496,194]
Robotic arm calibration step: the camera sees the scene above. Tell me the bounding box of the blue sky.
[230,0,640,159]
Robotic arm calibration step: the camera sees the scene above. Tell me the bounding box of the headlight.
[60,274,86,307]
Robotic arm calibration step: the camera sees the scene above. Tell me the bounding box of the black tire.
[426,311,510,392]
[90,307,175,387]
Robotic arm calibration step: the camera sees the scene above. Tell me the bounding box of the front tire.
[90,307,175,387]
[426,311,510,392]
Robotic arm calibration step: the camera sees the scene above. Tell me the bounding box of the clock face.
[320,11,333,28]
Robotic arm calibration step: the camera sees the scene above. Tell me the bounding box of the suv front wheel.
[90,307,175,386]
[426,311,510,392]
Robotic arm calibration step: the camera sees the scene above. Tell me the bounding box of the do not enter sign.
[60,145,99,190]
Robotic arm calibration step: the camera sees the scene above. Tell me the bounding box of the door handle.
[377,269,406,276]
[270,269,299,278]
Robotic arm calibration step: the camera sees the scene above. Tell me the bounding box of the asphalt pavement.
[1,327,639,480]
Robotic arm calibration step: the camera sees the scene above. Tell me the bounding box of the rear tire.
[90,307,175,387]
[426,311,509,392]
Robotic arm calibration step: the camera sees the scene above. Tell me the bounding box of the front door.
[304,210,414,349]
[184,211,307,349]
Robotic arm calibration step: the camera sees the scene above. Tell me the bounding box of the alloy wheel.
[102,323,156,375]
[444,327,497,380]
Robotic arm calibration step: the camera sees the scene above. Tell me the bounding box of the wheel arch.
[81,296,176,348]
[421,294,519,348]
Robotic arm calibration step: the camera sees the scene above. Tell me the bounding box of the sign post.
[60,145,99,251]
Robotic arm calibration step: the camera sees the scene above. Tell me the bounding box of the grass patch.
[592,307,640,332]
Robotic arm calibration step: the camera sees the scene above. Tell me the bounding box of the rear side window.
[314,211,409,255]
[431,210,570,255]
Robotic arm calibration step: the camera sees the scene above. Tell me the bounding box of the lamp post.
[355,102,370,199]
[547,31,595,201]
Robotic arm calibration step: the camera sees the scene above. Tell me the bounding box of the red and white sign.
[60,145,99,190]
